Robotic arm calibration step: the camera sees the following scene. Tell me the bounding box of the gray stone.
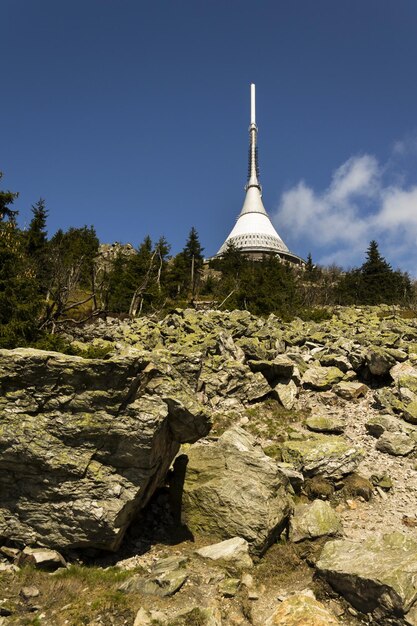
[120,556,188,598]
[275,379,299,410]
[376,431,415,456]
[365,414,403,438]
[289,500,342,543]
[319,353,353,372]
[333,381,368,400]
[20,586,40,599]
[197,355,271,407]
[316,532,417,616]
[180,426,292,554]
[17,547,66,571]
[195,537,253,568]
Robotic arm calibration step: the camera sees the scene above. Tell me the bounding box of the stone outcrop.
[179,427,292,554]
[0,348,210,551]
[316,532,417,618]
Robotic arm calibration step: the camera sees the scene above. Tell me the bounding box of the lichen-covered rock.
[289,500,342,543]
[302,366,344,390]
[180,426,292,554]
[265,591,341,625]
[403,401,417,424]
[316,532,417,616]
[281,434,363,479]
[305,416,345,434]
[367,346,398,376]
[373,387,405,413]
[0,348,210,551]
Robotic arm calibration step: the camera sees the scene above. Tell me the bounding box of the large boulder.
[316,532,417,618]
[179,427,292,554]
[0,348,210,551]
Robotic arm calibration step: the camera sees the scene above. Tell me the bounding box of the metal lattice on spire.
[216,84,303,264]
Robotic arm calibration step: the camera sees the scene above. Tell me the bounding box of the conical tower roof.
[217,85,302,263]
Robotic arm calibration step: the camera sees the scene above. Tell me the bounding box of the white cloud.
[392,133,417,157]
[273,151,417,274]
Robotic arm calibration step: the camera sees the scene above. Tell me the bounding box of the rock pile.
[2,305,417,624]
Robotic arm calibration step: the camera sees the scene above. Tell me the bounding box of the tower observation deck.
[216,84,304,265]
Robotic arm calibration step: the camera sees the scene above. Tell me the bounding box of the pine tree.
[337,241,412,305]
[25,198,50,295]
[0,221,42,347]
[0,172,19,221]
[183,227,204,296]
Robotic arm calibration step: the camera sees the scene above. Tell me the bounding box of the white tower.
[216,84,303,264]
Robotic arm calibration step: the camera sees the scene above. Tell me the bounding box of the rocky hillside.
[2,306,417,625]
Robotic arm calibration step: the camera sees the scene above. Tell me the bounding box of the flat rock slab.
[289,500,342,543]
[265,592,341,625]
[305,416,345,434]
[180,426,292,555]
[302,366,344,390]
[281,434,363,479]
[195,537,253,568]
[316,532,417,616]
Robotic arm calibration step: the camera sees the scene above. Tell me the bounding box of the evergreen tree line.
[0,173,414,348]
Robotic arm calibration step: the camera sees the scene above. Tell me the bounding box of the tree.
[0,221,42,347]
[0,172,18,222]
[336,241,412,305]
[166,227,204,299]
[106,235,172,316]
[25,198,50,294]
[41,226,100,328]
[26,198,48,255]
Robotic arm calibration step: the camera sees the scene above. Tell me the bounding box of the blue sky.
[2,1,417,274]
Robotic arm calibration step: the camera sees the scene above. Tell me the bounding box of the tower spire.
[246,83,261,191]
